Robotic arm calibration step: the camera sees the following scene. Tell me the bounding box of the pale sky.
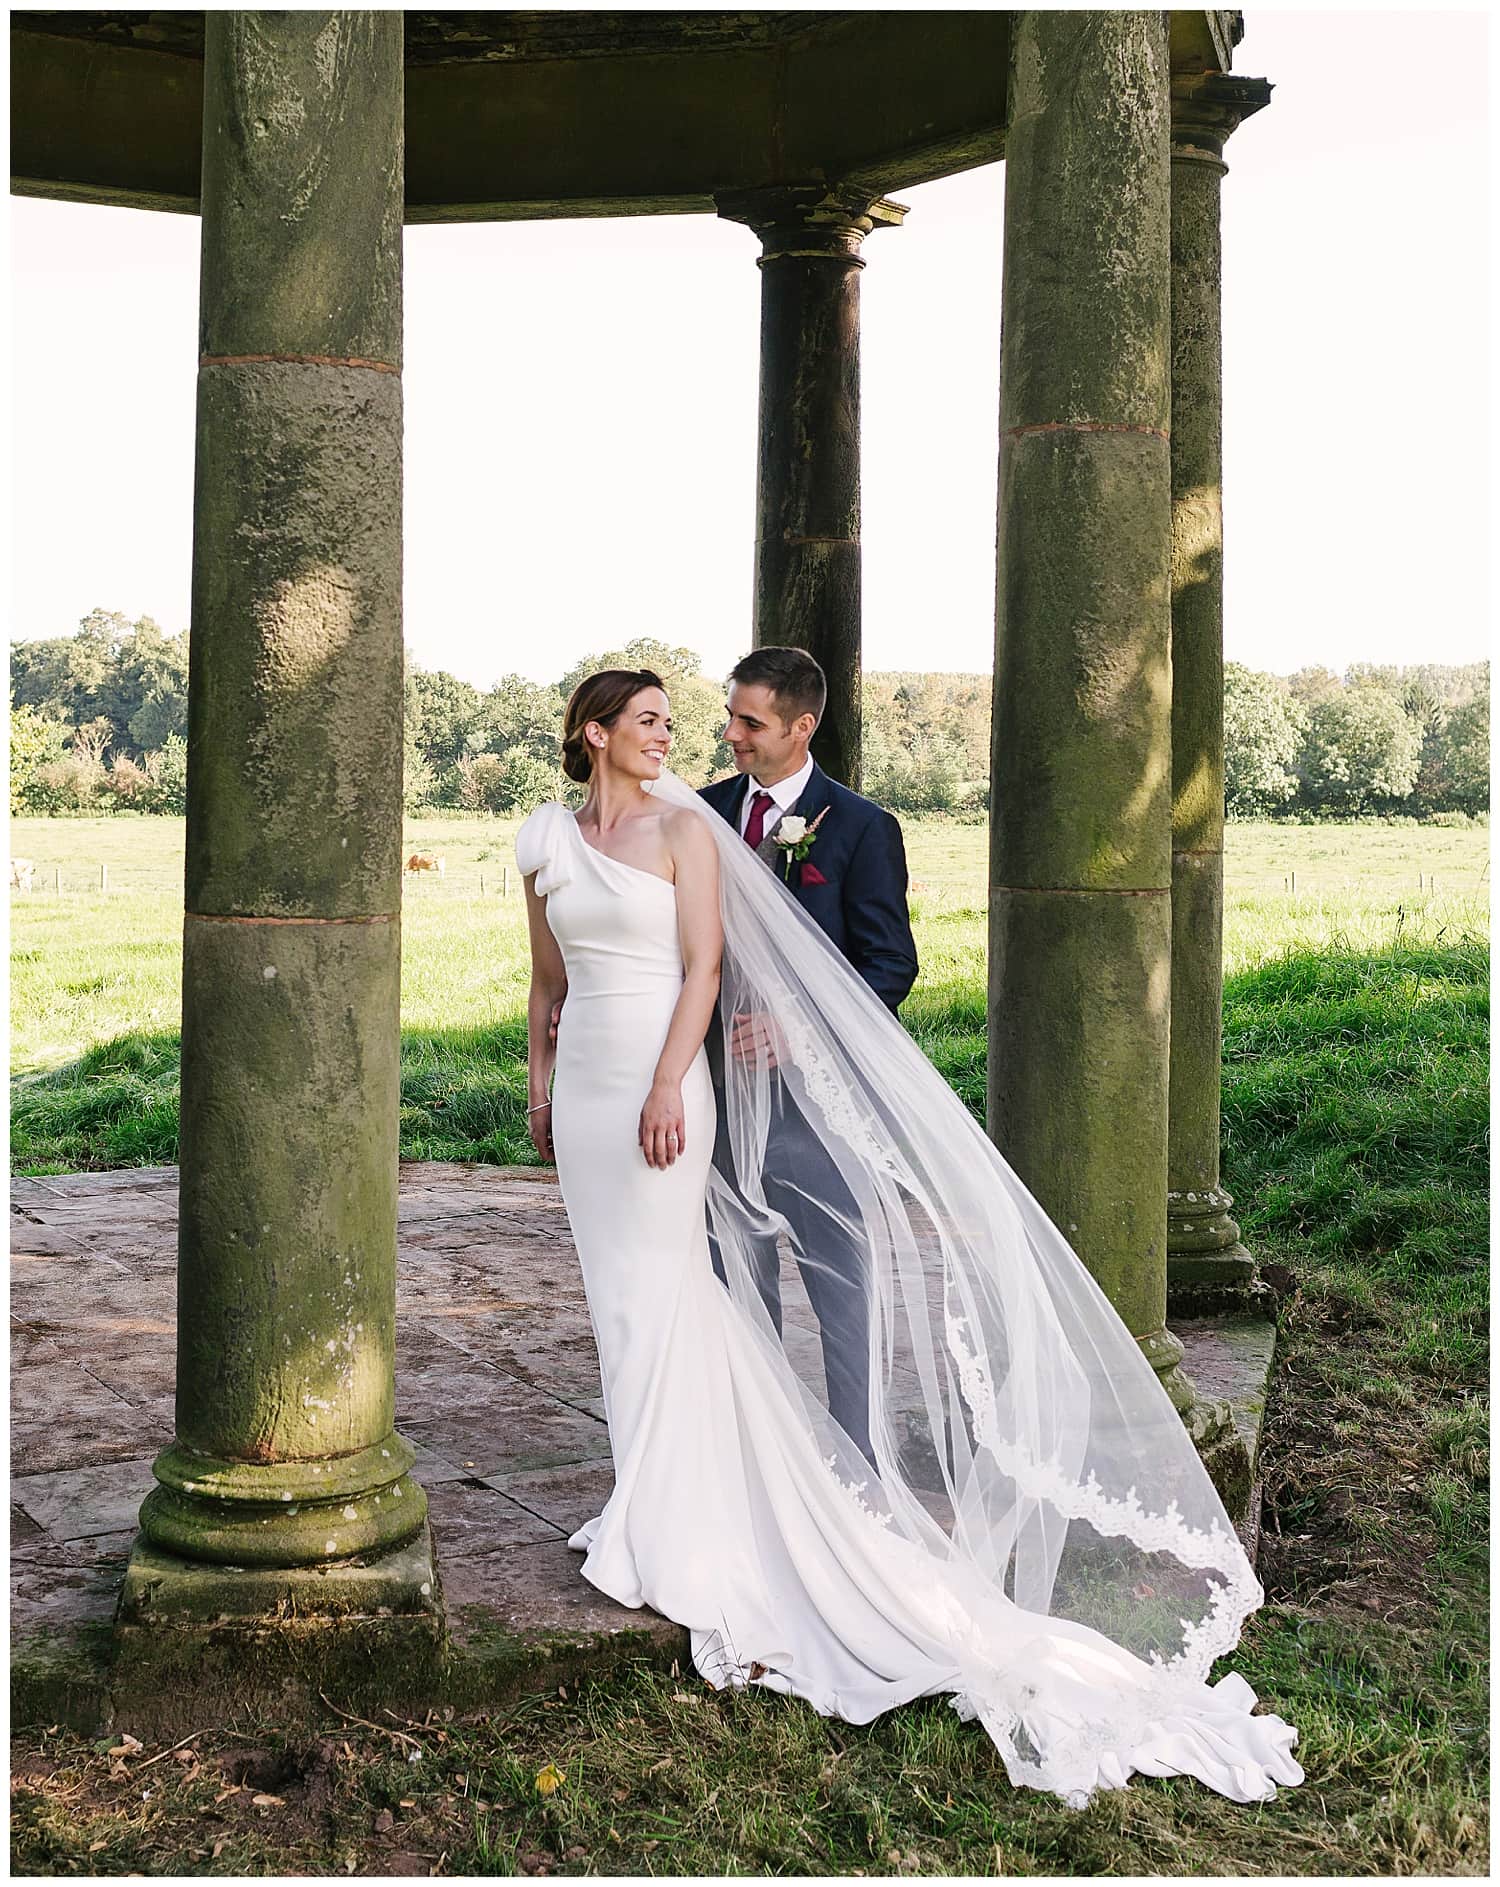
[8,6,1492,692]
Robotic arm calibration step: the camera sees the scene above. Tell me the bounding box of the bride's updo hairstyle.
[561,668,667,782]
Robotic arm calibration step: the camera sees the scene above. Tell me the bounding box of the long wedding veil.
[634,768,1283,1798]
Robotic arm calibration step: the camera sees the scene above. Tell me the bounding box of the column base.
[140,1432,427,1566]
[1167,1186,1259,1312]
[1138,1323,1248,1502]
[111,1525,445,1731]
[117,1527,442,1628]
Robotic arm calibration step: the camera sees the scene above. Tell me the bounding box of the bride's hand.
[639,1081,686,1169]
[528,1100,555,1164]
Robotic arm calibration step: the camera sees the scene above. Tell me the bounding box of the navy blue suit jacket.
[699,764,919,1012]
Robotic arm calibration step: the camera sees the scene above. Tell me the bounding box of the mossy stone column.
[988,11,1197,1413]
[135,12,427,1580]
[1167,71,1273,1310]
[715,185,905,789]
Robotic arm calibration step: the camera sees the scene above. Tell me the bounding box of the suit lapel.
[791,763,832,830]
[769,764,832,890]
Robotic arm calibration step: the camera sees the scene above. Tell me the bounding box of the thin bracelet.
[527,1100,552,1114]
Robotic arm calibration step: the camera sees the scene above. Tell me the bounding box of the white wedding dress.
[516,783,1303,1807]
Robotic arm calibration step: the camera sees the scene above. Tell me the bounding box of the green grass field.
[9,814,1489,1169]
[8,814,1490,1875]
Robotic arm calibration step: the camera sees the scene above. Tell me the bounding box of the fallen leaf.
[399,1798,417,1809]
[172,1746,197,1764]
[214,1786,240,1805]
[671,1691,696,1704]
[535,1761,565,1797]
[251,1793,284,1808]
[374,1807,395,1834]
[648,1756,672,1775]
[212,1839,226,1859]
[89,1840,107,1853]
[748,1661,769,1680]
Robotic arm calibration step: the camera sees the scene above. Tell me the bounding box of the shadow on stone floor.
[10,1163,682,1667]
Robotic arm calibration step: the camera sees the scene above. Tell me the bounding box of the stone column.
[1167,71,1272,1309]
[988,11,1197,1414]
[126,12,432,1612]
[715,185,905,789]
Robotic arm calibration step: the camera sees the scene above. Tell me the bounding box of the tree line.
[9,610,1489,823]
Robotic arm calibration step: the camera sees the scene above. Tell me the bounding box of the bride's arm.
[639,811,723,1169]
[522,871,567,1160]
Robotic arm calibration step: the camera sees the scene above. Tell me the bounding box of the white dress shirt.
[738,753,815,838]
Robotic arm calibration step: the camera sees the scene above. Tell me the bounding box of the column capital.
[715,183,906,267]
[1171,72,1272,168]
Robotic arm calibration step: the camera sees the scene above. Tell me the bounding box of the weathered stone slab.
[9,1213,88,1255]
[404,1438,470,1487]
[401,1389,612,1481]
[14,1457,158,1541]
[485,1461,617,1539]
[440,1538,679,1649]
[10,1362,157,1475]
[424,1479,563,1554]
[1174,1311,1276,1471]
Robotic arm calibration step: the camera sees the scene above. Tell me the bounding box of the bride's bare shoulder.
[660,805,719,870]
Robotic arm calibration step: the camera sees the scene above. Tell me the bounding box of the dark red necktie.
[743,789,776,849]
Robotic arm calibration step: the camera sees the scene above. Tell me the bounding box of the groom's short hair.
[728,646,826,730]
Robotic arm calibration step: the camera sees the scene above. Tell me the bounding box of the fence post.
[100,864,109,894]
[55,866,61,894]
[502,866,510,898]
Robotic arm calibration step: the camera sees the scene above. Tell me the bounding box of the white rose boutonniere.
[772,806,829,881]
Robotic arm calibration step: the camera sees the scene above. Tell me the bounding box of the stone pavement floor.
[11,1163,1270,1664]
[10,1163,678,1660]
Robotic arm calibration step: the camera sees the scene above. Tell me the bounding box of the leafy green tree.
[472,674,564,767]
[447,752,508,814]
[404,665,483,773]
[1299,683,1422,815]
[1438,684,1489,817]
[142,734,188,816]
[9,703,70,814]
[11,610,188,756]
[492,746,564,813]
[402,728,439,814]
[866,733,969,814]
[1223,664,1305,816]
[1286,665,1342,710]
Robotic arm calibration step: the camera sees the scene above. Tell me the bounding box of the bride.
[515,667,1303,1808]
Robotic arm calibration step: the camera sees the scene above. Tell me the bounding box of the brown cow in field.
[404,853,445,876]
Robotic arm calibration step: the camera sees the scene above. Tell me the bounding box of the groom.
[702,645,918,1467]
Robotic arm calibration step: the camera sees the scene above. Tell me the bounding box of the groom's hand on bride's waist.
[729,1010,786,1070]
